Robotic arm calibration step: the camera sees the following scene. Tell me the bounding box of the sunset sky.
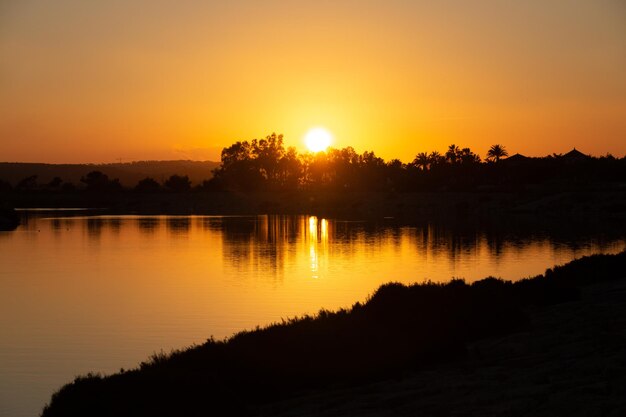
[1,0,625,163]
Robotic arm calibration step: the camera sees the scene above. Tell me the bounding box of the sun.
[304,127,332,153]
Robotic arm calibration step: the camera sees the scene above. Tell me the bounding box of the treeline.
[0,171,199,193]
[209,133,625,192]
[2,133,625,194]
[0,160,219,189]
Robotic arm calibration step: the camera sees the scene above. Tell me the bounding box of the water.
[0,212,624,417]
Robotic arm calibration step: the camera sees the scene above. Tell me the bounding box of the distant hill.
[0,160,220,187]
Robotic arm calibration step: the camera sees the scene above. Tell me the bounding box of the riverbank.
[0,207,19,230]
[5,187,626,229]
[42,251,626,417]
[256,276,626,417]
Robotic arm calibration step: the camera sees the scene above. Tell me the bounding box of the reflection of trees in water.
[86,218,103,239]
[323,218,597,261]
[220,217,499,273]
[136,217,161,234]
[218,217,256,272]
[412,223,530,262]
[199,217,224,233]
[51,218,62,232]
[409,218,624,263]
[108,218,122,234]
[256,215,301,244]
[220,216,307,279]
[166,217,190,234]
[48,218,72,235]
[326,221,405,261]
[84,217,123,239]
[215,214,625,280]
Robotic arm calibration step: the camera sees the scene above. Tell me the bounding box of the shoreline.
[6,189,626,238]
[257,276,626,417]
[42,251,626,417]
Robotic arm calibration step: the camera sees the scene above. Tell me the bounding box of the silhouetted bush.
[16,174,38,191]
[46,176,63,190]
[134,177,161,193]
[80,171,122,192]
[164,175,191,192]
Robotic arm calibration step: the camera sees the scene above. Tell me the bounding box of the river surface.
[0,211,624,417]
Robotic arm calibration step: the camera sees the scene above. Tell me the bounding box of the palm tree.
[445,144,461,164]
[486,144,508,162]
[412,152,430,171]
[429,151,445,167]
[460,147,481,164]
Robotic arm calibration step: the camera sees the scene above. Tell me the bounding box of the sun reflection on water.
[306,216,331,279]
[1,213,624,417]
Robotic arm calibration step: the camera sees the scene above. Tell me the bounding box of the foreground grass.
[42,251,626,417]
[257,273,626,417]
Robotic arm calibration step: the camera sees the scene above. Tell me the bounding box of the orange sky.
[1,1,625,163]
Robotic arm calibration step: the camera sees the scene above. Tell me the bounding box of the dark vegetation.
[2,135,625,225]
[42,251,626,417]
[0,160,219,189]
[208,135,625,193]
[0,205,20,230]
[1,135,624,196]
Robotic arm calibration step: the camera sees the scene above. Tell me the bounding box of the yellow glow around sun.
[304,127,333,152]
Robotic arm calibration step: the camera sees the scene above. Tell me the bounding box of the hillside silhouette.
[0,160,219,188]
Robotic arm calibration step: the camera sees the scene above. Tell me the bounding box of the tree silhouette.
[164,175,191,192]
[213,133,305,190]
[80,171,122,192]
[135,177,161,193]
[459,147,481,165]
[16,175,38,191]
[486,144,509,162]
[276,146,302,189]
[212,140,262,190]
[429,151,445,168]
[46,177,63,189]
[412,152,430,171]
[251,133,285,183]
[445,144,461,164]
[204,135,625,193]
